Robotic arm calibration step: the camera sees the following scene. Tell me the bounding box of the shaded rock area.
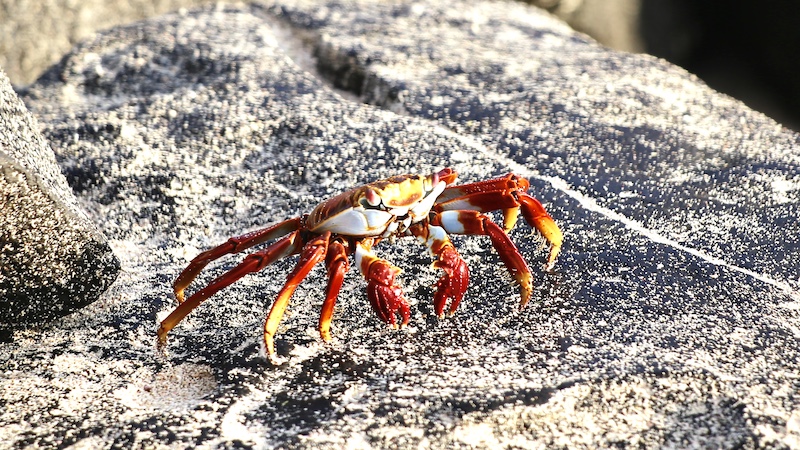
[0,70,119,326]
[2,1,800,448]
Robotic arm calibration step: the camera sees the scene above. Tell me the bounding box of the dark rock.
[3,1,800,448]
[0,70,119,325]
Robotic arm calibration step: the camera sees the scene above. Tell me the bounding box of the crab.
[157,168,563,359]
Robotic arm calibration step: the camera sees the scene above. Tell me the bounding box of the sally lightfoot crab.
[157,168,562,359]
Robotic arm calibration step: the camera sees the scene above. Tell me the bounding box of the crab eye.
[424,172,439,191]
[364,188,381,207]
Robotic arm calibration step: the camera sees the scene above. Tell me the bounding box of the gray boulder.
[0,70,118,326]
[2,1,800,448]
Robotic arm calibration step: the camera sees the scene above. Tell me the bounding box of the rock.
[2,1,800,448]
[0,69,119,326]
[0,0,218,86]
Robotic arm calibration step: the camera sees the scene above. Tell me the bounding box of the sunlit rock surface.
[2,1,799,447]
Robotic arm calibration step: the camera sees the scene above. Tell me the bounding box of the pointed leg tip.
[261,332,281,364]
[262,333,281,363]
[518,282,533,310]
[546,244,561,267]
[319,331,332,343]
[267,353,287,366]
[156,323,168,341]
[155,331,169,357]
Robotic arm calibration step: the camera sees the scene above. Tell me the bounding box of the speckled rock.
[2,1,800,448]
[0,70,119,326]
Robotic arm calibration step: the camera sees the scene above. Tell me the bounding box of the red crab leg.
[432,210,534,307]
[434,174,562,270]
[157,230,303,349]
[263,232,331,358]
[173,217,303,303]
[355,240,410,328]
[319,239,350,342]
[408,223,469,317]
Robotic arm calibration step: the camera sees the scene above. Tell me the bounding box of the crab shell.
[306,170,453,238]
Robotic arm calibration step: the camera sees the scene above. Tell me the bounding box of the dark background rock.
[1,0,799,447]
[637,0,800,130]
[5,0,800,131]
[0,70,119,326]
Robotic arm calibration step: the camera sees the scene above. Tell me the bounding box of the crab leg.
[517,194,562,270]
[435,174,562,270]
[408,223,469,317]
[355,240,410,328]
[173,217,303,303]
[319,239,350,342]
[157,229,303,349]
[263,232,331,358]
[432,210,534,307]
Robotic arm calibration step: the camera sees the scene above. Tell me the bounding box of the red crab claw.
[356,241,411,328]
[431,245,469,317]
[433,210,534,307]
[409,223,470,317]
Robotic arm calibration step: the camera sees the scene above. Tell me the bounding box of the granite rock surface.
[2,1,800,448]
[0,70,118,326]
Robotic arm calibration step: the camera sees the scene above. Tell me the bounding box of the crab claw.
[432,245,470,317]
[365,260,410,327]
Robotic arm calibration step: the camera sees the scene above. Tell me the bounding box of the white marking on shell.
[388,206,410,217]
[314,207,393,236]
[409,180,446,221]
[439,210,466,234]
[364,209,394,230]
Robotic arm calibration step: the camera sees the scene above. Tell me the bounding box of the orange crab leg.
[409,223,469,317]
[517,194,562,270]
[173,217,303,303]
[158,230,303,349]
[432,210,534,307]
[319,239,350,342]
[355,240,410,327]
[263,232,331,357]
[435,174,562,270]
